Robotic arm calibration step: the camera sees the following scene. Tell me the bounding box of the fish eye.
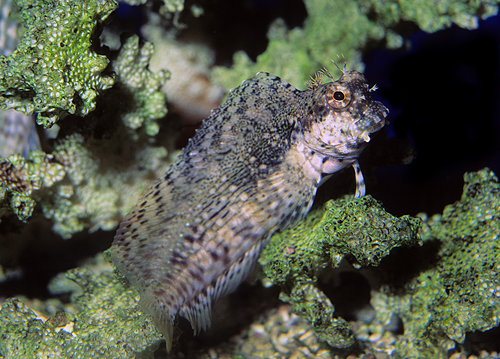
[333,91,345,101]
[327,86,351,109]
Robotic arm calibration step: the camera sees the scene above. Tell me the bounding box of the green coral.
[212,0,499,90]
[40,132,168,238]
[0,265,162,359]
[260,195,421,348]
[112,35,169,137]
[0,33,171,237]
[360,0,499,32]
[372,168,500,358]
[283,282,355,348]
[0,151,65,222]
[0,0,117,128]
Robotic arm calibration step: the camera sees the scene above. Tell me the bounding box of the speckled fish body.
[111,69,388,351]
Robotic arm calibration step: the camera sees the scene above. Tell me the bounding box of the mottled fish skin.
[111,69,388,351]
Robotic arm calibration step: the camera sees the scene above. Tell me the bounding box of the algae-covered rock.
[283,282,355,348]
[0,266,162,359]
[0,0,117,128]
[260,195,422,348]
[372,168,500,358]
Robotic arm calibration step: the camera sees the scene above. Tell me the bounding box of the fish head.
[301,70,388,158]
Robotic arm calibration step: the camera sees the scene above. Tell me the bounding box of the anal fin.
[179,238,265,336]
[179,287,213,335]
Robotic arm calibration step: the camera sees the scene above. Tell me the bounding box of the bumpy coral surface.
[0,0,117,128]
[0,151,65,222]
[112,35,169,136]
[259,195,421,348]
[0,34,171,235]
[41,132,168,238]
[0,265,162,359]
[373,168,500,358]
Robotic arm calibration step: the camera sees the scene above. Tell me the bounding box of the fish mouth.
[350,102,388,143]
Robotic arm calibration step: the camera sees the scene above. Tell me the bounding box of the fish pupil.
[333,91,345,101]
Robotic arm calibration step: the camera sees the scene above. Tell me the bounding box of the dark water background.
[364,13,500,216]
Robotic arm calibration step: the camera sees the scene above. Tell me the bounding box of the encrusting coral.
[32,34,171,237]
[0,151,65,222]
[39,131,169,239]
[371,168,500,358]
[111,35,169,137]
[259,195,422,348]
[0,31,170,233]
[0,0,117,128]
[0,259,162,359]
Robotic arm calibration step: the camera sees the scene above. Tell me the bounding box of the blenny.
[111,67,388,351]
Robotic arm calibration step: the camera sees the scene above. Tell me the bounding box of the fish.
[111,66,388,351]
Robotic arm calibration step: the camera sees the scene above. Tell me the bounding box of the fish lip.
[350,103,388,143]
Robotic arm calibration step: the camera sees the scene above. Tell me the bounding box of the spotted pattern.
[111,69,388,351]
